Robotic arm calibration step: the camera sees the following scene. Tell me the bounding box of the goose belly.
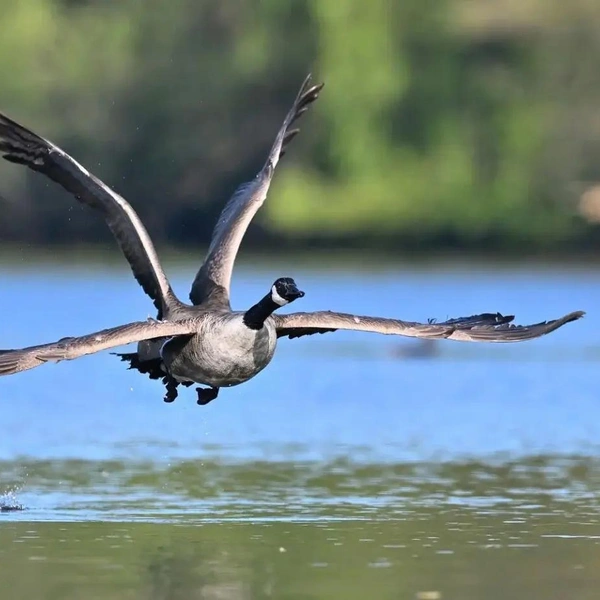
[163,320,278,388]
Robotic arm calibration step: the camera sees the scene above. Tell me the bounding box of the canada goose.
[0,276,306,404]
[0,75,585,405]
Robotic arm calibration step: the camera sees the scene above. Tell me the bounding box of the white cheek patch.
[271,285,289,306]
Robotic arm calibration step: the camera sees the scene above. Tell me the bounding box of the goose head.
[270,277,305,306]
[243,277,305,330]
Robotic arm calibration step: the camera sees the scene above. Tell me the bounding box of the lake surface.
[0,258,598,599]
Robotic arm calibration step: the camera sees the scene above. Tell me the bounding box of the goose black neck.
[243,293,281,330]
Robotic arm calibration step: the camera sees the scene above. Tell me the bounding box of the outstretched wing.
[0,319,198,376]
[0,113,179,318]
[189,74,324,308]
[274,310,584,342]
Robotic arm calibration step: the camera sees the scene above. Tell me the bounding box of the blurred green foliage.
[1,0,600,252]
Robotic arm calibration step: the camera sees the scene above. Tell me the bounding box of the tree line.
[0,0,599,254]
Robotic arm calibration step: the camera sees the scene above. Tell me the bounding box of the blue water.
[1,259,599,599]
[0,259,596,463]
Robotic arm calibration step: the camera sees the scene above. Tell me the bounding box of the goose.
[0,276,306,404]
[0,75,584,405]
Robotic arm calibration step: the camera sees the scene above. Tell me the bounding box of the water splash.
[0,486,25,512]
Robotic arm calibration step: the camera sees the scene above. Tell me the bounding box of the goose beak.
[288,285,305,300]
[283,279,305,300]
[274,278,305,302]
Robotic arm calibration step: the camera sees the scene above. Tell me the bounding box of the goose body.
[162,312,278,387]
[0,74,585,405]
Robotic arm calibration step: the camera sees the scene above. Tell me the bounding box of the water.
[0,258,598,599]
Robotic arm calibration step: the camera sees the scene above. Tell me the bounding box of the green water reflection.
[1,455,600,599]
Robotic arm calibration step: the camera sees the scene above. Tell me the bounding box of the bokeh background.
[1,2,599,599]
[2,0,600,252]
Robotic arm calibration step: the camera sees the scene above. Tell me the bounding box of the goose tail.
[112,352,166,381]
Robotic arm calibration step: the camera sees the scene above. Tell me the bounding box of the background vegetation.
[1,0,600,254]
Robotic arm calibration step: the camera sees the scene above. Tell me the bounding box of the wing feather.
[189,74,324,307]
[0,112,179,317]
[274,310,584,342]
[0,319,197,376]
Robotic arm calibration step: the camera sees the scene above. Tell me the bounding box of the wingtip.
[566,310,585,321]
[299,73,325,98]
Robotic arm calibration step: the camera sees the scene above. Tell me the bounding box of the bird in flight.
[0,75,584,405]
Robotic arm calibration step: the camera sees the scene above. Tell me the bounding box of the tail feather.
[113,352,167,381]
[113,352,193,390]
